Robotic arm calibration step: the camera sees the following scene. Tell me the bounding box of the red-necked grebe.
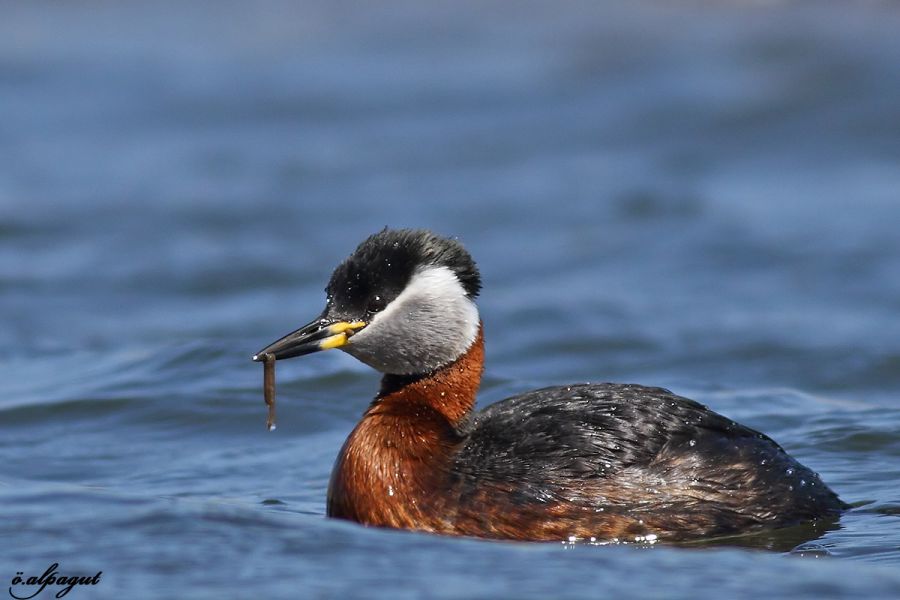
[253,228,845,542]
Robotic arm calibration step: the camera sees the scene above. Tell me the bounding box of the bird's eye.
[367,294,386,314]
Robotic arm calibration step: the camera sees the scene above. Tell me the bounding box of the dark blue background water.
[2,1,899,598]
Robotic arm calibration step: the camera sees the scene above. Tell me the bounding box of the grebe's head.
[253,229,481,375]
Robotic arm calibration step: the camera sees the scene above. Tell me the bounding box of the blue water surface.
[2,1,900,598]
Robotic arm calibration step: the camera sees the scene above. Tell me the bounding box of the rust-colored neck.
[327,324,484,531]
[375,325,484,426]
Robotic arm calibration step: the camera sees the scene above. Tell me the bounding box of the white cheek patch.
[345,265,480,374]
[373,266,478,338]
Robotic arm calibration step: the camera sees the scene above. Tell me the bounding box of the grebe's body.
[255,229,845,542]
